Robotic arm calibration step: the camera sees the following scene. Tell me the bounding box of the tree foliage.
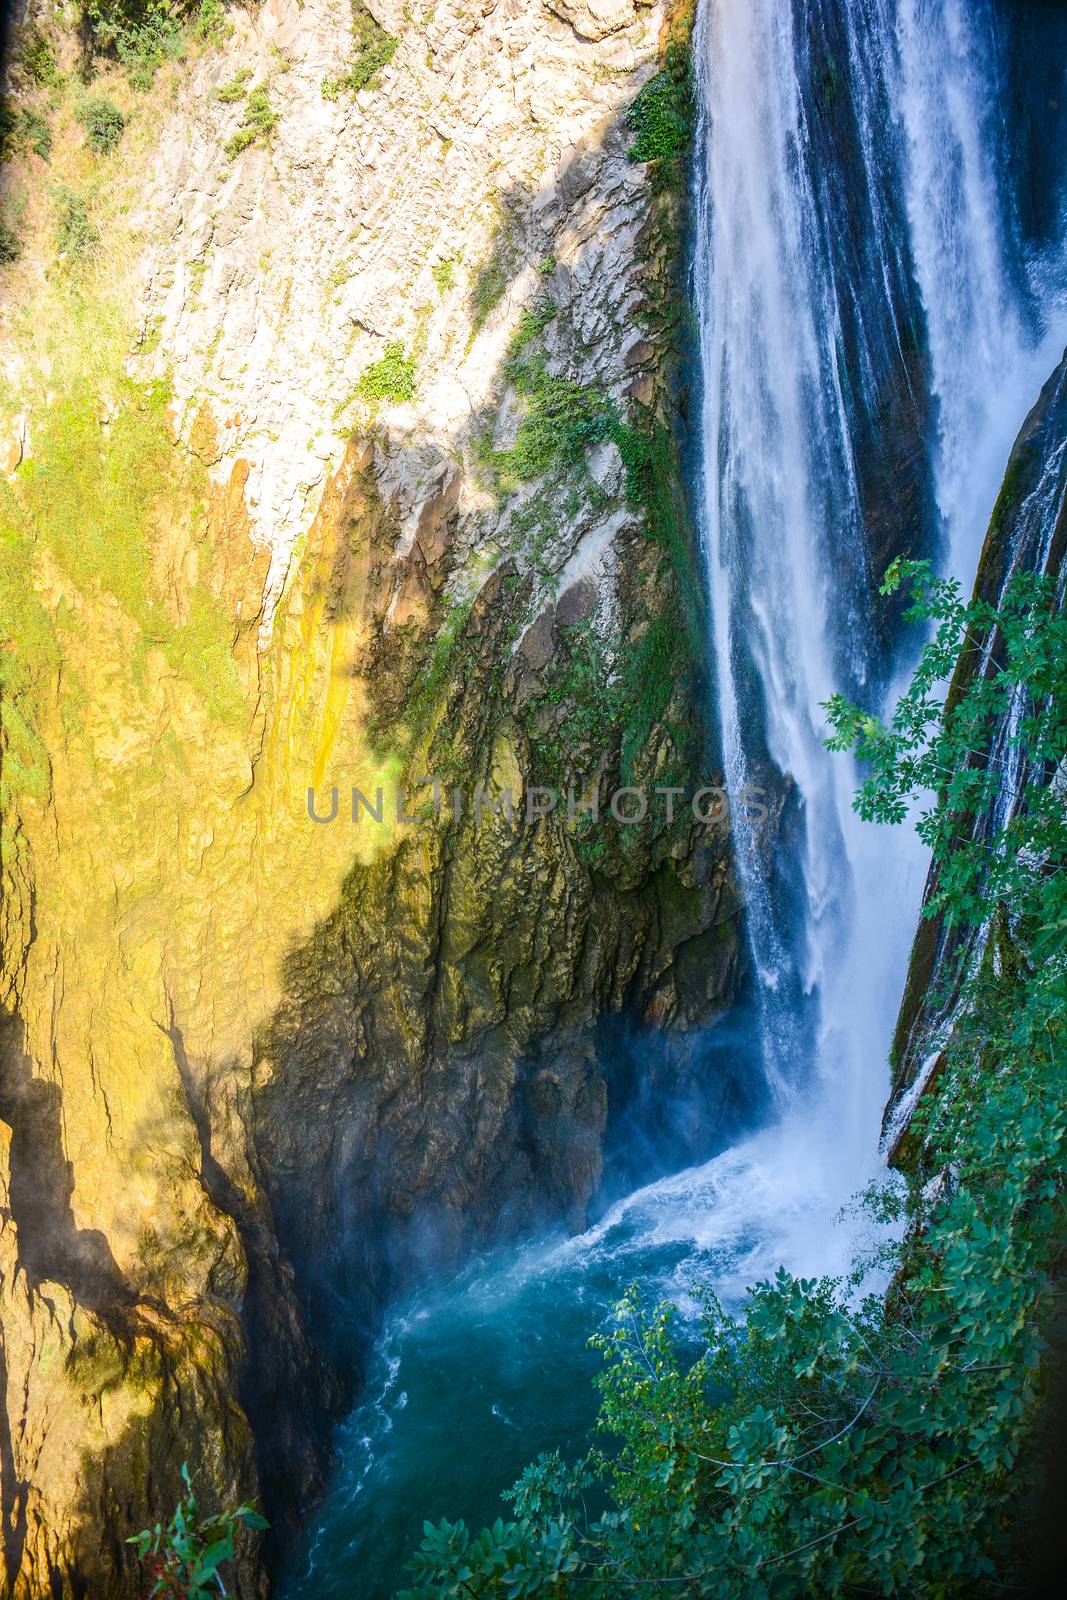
[825,558,1067,942]
[128,1463,267,1599]
[401,565,1067,1597]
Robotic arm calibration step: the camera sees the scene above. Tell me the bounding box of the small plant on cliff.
[129,1463,268,1599]
[223,85,278,158]
[432,256,457,295]
[357,338,418,404]
[215,67,251,104]
[321,0,398,100]
[402,569,1067,1597]
[76,94,127,154]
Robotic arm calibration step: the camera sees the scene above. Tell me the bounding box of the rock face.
[884,349,1067,1158]
[0,3,740,1593]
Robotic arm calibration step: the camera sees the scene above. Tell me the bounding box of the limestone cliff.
[0,3,740,1592]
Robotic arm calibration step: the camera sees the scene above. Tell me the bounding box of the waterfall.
[691,0,1062,1170]
[894,0,1066,580]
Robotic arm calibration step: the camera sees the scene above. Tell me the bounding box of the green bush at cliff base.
[20,22,62,88]
[0,103,53,162]
[402,567,1067,1598]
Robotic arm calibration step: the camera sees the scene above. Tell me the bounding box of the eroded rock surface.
[0,3,739,1592]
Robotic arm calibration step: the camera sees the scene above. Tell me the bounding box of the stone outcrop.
[0,3,739,1592]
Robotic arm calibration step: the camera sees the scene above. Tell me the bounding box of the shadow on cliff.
[0,1011,136,1321]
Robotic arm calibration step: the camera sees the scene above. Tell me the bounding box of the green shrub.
[504,301,556,368]
[345,33,397,93]
[215,67,251,103]
[627,40,694,167]
[21,107,53,160]
[485,357,615,489]
[54,186,99,263]
[87,1,186,90]
[356,339,417,403]
[192,0,229,42]
[224,85,278,158]
[76,95,126,155]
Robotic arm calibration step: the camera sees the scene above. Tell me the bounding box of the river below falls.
[281,1118,899,1598]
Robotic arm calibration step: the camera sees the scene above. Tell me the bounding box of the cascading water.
[691,0,924,1142]
[283,6,1067,1594]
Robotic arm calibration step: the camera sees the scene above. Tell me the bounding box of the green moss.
[529,617,621,783]
[469,230,510,334]
[403,595,474,742]
[618,607,682,779]
[1,374,244,731]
